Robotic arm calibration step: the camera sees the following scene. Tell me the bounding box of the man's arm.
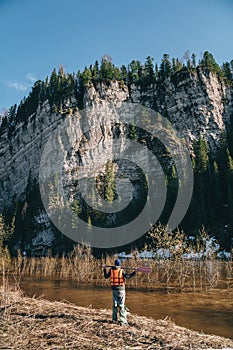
[104,267,111,279]
[124,271,136,279]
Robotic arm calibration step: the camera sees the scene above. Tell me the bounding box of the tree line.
[1,51,233,129]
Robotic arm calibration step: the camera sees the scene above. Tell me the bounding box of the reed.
[1,236,232,292]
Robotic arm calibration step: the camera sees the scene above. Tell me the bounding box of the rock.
[0,68,233,254]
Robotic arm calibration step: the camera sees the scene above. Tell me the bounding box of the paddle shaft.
[102,265,152,273]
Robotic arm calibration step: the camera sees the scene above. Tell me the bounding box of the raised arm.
[104,267,111,279]
[124,271,136,279]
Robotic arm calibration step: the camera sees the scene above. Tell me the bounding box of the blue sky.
[0,0,233,113]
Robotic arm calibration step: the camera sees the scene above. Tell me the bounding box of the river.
[19,278,233,339]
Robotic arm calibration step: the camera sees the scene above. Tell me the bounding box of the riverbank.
[1,286,233,349]
[19,277,233,339]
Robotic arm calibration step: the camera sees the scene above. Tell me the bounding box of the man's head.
[114,258,121,267]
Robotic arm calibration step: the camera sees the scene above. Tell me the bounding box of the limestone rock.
[0,68,232,254]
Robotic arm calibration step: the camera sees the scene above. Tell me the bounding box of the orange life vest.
[110,268,124,286]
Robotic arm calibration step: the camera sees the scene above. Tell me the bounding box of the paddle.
[102,265,152,273]
[128,266,152,273]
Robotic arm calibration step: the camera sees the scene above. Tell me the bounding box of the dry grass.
[1,242,233,292]
[1,283,233,350]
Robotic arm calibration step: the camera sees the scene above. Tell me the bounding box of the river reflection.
[19,278,233,339]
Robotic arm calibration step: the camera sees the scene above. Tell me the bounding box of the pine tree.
[191,53,197,68]
[8,104,17,120]
[71,199,81,229]
[167,164,178,214]
[171,58,183,74]
[129,122,137,140]
[200,51,221,75]
[155,63,159,79]
[159,54,171,79]
[49,68,58,94]
[227,124,233,161]
[120,65,128,82]
[222,62,232,81]
[193,136,209,173]
[99,59,115,83]
[193,137,209,226]
[172,58,176,74]
[104,160,115,202]
[113,67,121,81]
[215,137,233,230]
[82,67,92,87]
[230,60,233,77]
[90,60,99,83]
[209,160,222,226]
[7,104,17,129]
[144,56,155,85]
[127,60,141,84]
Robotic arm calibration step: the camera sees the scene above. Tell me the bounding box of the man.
[103,258,136,325]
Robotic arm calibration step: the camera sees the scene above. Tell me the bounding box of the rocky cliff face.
[87,69,232,148]
[0,68,232,254]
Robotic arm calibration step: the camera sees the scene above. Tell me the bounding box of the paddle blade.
[136,266,152,273]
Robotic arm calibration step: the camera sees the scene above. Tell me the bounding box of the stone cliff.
[0,67,232,254]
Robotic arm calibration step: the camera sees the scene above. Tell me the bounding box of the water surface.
[20,278,233,339]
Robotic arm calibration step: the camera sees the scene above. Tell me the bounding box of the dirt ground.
[1,287,233,350]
